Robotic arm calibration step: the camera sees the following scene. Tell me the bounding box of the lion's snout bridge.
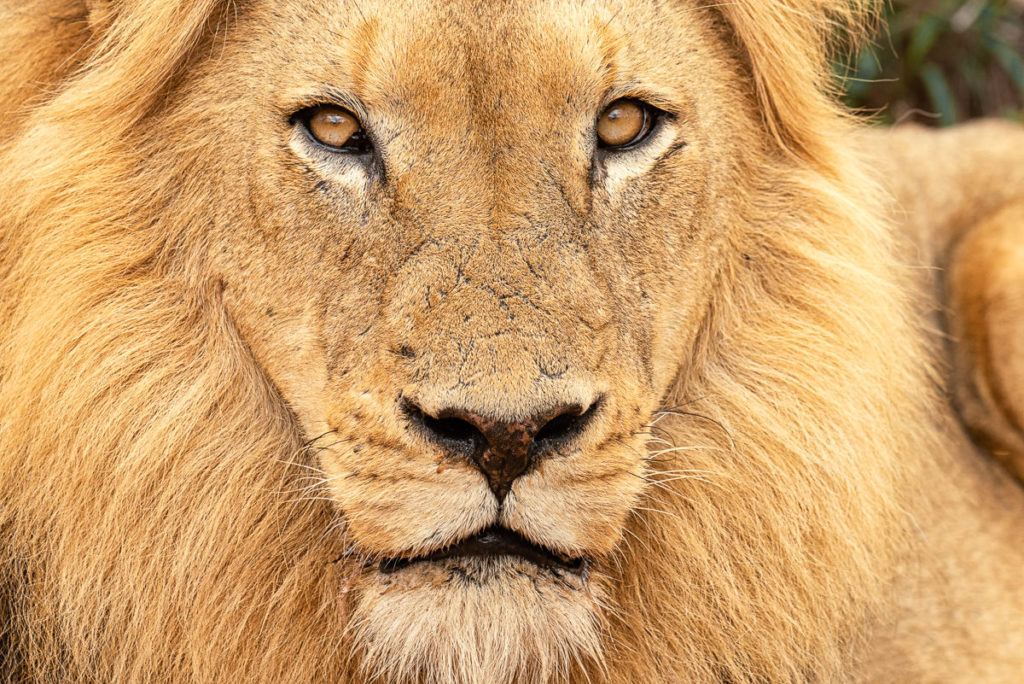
[402,396,601,500]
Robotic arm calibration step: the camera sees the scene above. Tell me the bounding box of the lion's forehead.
[246,0,697,136]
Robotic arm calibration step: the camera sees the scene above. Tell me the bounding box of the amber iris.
[306,105,363,150]
[597,99,652,149]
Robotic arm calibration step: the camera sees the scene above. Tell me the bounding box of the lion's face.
[172,0,741,676]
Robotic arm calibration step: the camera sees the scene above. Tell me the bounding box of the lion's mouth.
[378,526,588,576]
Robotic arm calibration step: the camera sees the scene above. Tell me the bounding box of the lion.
[1,0,1022,681]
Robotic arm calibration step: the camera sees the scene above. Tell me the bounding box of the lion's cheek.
[501,458,645,557]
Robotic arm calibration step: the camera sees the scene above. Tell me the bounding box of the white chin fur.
[347,557,605,684]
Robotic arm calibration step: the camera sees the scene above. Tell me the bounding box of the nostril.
[422,415,481,444]
[401,394,604,500]
[534,399,601,445]
[402,400,483,452]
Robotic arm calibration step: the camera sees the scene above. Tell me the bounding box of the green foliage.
[837,0,1024,125]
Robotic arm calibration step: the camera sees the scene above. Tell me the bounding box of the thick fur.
[1,1,1023,683]
[867,121,1024,482]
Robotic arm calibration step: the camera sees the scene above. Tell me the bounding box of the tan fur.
[866,121,1024,482]
[950,203,1024,476]
[0,1,1022,682]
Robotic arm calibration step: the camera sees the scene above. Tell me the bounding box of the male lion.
[1,0,1022,681]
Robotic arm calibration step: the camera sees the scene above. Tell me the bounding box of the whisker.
[646,444,719,457]
[646,475,717,487]
[621,525,652,554]
[633,505,687,523]
[647,468,722,477]
[628,505,659,537]
[282,496,340,506]
[302,429,338,449]
[652,409,735,449]
[274,459,327,473]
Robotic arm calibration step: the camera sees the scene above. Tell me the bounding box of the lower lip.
[379,551,588,577]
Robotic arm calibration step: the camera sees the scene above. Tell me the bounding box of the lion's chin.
[347,556,605,684]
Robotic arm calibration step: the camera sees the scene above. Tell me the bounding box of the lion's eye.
[299,105,371,153]
[596,99,656,150]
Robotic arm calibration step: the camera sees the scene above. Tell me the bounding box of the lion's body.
[869,122,1024,485]
[0,1,1022,682]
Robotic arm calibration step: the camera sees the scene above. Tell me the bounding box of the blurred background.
[837,0,1024,125]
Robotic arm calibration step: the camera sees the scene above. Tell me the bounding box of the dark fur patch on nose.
[402,398,601,500]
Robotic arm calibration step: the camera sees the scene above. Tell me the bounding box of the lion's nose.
[403,399,600,501]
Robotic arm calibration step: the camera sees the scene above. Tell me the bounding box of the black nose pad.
[403,399,600,501]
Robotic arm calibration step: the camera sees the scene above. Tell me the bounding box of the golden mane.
[0,1,957,681]
[720,0,880,169]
